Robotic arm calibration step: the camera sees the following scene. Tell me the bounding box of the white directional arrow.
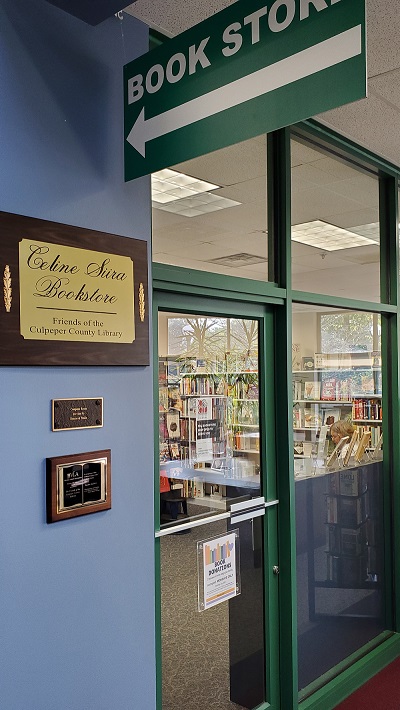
[127,25,362,158]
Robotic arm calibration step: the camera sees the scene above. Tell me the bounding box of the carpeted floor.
[334,656,400,709]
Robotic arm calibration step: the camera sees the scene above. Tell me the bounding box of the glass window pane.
[291,137,381,301]
[292,304,386,692]
[159,312,261,530]
[160,516,266,710]
[152,136,269,281]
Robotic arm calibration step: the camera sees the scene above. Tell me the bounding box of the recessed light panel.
[291,220,378,251]
[151,169,241,216]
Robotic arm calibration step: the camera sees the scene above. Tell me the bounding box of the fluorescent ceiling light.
[151,168,241,216]
[152,169,219,203]
[292,220,378,251]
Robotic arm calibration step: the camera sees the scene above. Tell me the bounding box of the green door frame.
[153,290,283,710]
[152,122,400,710]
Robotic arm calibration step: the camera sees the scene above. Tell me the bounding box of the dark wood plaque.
[52,398,103,431]
[46,449,111,522]
[0,212,149,365]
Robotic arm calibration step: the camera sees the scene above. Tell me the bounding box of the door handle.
[230,497,279,524]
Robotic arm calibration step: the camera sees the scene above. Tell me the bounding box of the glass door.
[155,299,280,710]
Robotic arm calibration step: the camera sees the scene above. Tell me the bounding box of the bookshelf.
[293,353,382,467]
[324,466,378,587]
[159,357,260,517]
[297,461,382,623]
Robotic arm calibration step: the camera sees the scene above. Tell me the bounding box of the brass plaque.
[52,398,103,431]
[0,212,149,366]
[19,239,134,343]
[46,449,111,523]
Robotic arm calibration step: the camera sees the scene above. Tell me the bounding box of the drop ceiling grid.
[369,69,400,111]
[126,0,400,294]
[174,137,267,187]
[291,186,373,225]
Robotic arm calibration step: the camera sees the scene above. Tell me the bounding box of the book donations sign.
[197,531,240,611]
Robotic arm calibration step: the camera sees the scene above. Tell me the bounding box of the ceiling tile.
[369,69,400,110]
[125,0,236,35]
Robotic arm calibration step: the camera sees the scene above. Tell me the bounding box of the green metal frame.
[153,289,281,709]
[267,129,300,707]
[152,120,400,710]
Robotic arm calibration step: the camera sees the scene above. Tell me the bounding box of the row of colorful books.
[352,399,382,421]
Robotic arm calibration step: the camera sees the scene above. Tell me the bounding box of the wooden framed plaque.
[46,449,111,523]
[0,211,149,365]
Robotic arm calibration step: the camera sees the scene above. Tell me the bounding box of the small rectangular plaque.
[52,398,103,431]
[46,449,111,522]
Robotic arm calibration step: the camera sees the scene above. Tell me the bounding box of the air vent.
[208,253,268,267]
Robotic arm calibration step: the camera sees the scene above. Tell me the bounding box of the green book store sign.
[124,0,366,181]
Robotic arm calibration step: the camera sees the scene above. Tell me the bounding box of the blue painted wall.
[0,2,155,708]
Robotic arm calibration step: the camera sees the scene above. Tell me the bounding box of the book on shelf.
[342,430,360,466]
[327,496,338,523]
[314,353,324,369]
[344,527,364,557]
[323,408,341,426]
[159,387,169,412]
[339,469,366,496]
[303,442,313,457]
[361,374,375,394]
[246,383,259,400]
[339,497,364,526]
[167,361,180,381]
[339,379,352,400]
[158,359,168,386]
[316,425,329,462]
[292,343,301,371]
[327,526,362,556]
[293,405,302,429]
[327,471,340,495]
[169,442,181,460]
[302,356,314,371]
[354,431,371,462]
[304,381,321,400]
[303,406,322,428]
[293,380,302,401]
[321,378,337,401]
[294,441,304,456]
[166,411,181,439]
[327,555,340,584]
[326,495,365,526]
[353,424,382,447]
[160,442,171,462]
[192,478,205,498]
[352,399,382,421]
[209,483,224,499]
[326,524,341,554]
[196,358,207,373]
